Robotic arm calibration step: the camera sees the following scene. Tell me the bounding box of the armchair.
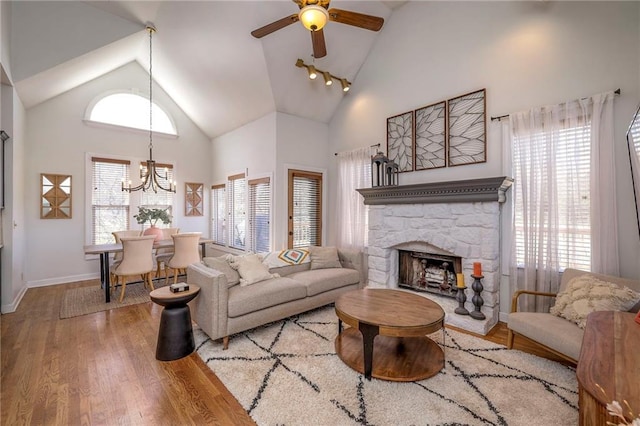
[507,268,640,364]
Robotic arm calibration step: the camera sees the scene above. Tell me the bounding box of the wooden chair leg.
[507,329,515,349]
[119,276,127,302]
[173,270,180,284]
[222,336,229,350]
[147,273,155,291]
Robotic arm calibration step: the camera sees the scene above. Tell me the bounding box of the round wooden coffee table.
[335,288,445,381]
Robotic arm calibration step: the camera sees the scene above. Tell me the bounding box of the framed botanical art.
[387,111,414,172]
[447,89,486,167]
[185,182,204,216]
[414,101,446,170]
[41,173,72,219]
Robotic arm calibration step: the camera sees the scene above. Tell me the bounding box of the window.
[288,169,322,248]
[87,92,177,135]
[211,184,226,245]
[90,156,175,245]
[248,177,271,253]
[91,157,130,245]
[513,124,591,271]
[228,173,246,250]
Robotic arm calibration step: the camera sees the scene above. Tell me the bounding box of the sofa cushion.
[202,256,240,287]
[309,246,342,270]
[287,268,360,297]
[508,312,584,361]
[228,253,279,286]
[228,277,307,317]
[550,275,640,328]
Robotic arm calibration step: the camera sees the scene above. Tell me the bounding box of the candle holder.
[455,286,469,315]
[470,274,486,320]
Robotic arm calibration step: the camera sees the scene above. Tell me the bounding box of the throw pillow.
[228,253,279,286]
[550,275,640,329]
[202,256,240,287]
[309,246,342,270]
[262,249,310,268]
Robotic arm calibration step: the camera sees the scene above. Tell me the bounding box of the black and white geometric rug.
[194,306,578,425]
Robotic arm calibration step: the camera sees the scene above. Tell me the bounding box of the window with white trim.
[91,157,131,245]
[513,124,591,271]
[90,156,175,245]
[211,184,226,245]
[88,92,177,135]
[248,177,271,253]
[228,173,246,250]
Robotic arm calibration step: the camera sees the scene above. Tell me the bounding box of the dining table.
[83,237,213,303]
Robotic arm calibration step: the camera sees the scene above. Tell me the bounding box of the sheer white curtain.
[510,91,618,312]
[335,147,371,249]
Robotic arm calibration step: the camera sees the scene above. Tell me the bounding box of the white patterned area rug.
[194,306,578,426]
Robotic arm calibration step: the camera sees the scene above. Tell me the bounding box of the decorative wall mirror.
[41,173,72,219]
[627,104,640,239]
[185,182,203,216]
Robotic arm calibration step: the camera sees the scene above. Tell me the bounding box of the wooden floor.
[1,280,572,425]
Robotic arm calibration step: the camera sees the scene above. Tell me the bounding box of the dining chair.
[112,230,142,264]
[165,232,202,285]
[155,227,180,280]
[110,235,156,302]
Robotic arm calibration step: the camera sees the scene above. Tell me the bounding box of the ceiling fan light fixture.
[299,5,329,31]
[307,64,318,80]
[322,71,333,86]
[340,78,351,92]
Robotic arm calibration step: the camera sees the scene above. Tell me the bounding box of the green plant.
[134,206,172,226]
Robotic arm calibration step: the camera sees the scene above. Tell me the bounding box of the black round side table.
[150,284,201,361]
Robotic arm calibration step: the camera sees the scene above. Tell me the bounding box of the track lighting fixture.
[295,59,351,93]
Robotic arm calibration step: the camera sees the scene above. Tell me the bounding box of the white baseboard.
[1,285,28,314]
[499,311,509,323]
[27,273,100,288]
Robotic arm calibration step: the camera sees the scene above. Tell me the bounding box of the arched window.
[87,91,177,135]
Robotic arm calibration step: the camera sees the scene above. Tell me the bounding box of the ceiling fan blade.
[251,14,299,38]
[327,8,384,31]
[311,29,327,59]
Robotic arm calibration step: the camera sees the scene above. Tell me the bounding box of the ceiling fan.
[251,0,384,59]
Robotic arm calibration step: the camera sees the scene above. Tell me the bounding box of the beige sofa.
[187,248,364,349]
[507,268,640,363]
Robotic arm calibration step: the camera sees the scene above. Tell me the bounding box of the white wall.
[211,112,277,185]
[275,112,330,249]
[24,61,211,286]
[328,2,640,310]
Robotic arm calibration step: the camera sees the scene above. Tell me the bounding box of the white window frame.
[85,152,176,249]
[284,164,327,249]
[84,89,178,137]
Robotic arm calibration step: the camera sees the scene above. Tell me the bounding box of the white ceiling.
[11,1,406,139]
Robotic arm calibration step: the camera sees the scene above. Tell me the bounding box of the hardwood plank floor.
[1,280,572,425]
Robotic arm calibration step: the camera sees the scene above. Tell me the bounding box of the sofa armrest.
[510,290,557,313]
[187,263,229,341]
[338,248,364,288]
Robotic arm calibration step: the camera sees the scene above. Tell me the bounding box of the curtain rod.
[490,88,621,122]
[334,143,380,156]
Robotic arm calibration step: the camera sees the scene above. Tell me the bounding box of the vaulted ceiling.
[10,1,405,139]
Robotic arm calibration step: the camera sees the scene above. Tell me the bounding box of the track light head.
[340,78,351,92]
[307,64,318,80]
[322,72,333,86]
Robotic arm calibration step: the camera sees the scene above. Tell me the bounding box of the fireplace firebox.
[398,250,462,298]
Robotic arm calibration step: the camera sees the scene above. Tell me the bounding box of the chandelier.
[122,24,176,193]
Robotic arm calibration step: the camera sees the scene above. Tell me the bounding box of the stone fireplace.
[357,177,512,335]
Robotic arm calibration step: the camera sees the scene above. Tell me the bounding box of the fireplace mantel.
[356,176,513,205]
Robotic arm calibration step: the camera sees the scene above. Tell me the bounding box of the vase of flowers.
[134,207,173,242]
